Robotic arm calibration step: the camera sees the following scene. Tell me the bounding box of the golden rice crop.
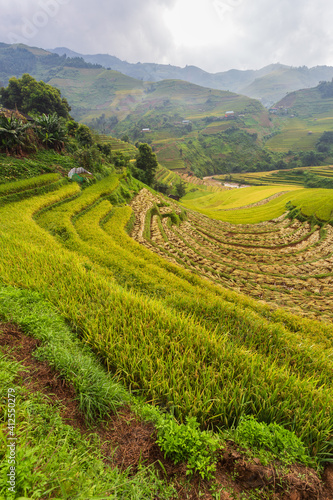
[0,174,332,462]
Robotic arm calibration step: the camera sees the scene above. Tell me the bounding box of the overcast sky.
[1,0,333,73]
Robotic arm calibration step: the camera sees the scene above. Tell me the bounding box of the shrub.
[234,416,314,466]
[156,416,220,480]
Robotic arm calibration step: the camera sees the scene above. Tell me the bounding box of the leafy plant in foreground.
[156,416,220,480]
[0,113,32,154]
[34,112,67,151]
[233,415,316,467]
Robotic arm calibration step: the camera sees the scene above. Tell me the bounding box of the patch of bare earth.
[1,323,332,500]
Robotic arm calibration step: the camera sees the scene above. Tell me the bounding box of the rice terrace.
[1,69,333,499]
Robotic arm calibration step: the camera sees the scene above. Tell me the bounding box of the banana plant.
[34,113,67,151]
[0,113,31,154]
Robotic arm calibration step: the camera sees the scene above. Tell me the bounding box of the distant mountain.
[49,47,333,107]
[3,42,333,108]
[43,62,272,178]
[49,47,280,99]
[242,65,333,107]
[0,42,102,87]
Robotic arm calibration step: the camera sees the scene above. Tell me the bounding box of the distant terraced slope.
[130,188,333,322]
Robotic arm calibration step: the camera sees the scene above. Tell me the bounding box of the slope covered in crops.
[0,173,332,469]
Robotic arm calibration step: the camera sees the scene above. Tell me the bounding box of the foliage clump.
[233,415,315,467]
[156,416,220,480]
[0,111,33,154]
[0,73,71,118]
[132,143,158,186]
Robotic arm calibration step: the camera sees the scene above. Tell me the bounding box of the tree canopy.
[0,74,71,118]
[134,143,158,186]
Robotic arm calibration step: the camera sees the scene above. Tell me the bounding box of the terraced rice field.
[181,185,333,223]
[130,188,333,322]
[98,135,138,159]
[156,165,223,193]
[1,173,333,464]
[215,165,333,187]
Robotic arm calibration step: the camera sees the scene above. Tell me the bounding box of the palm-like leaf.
[0,113,31,153]
[34,113,66,151]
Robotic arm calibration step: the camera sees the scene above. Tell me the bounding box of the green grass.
[0,286,128,421]
[0,291,176,499]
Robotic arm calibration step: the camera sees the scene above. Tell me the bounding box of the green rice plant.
[0,173,60,196]
[182,187,333,224]
[1,226,331,462]
[0,178,68,208]
[78,200,333,388]
[0,286,128,421]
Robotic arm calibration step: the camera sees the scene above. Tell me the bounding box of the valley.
[1,45,333,499]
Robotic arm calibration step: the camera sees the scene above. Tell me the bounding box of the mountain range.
[49,47,333,107]
[2,42,333,107]
[3,42,333,177]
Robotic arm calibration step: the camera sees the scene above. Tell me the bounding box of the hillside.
[50,47,333,107]
[1,48,333,499]
[44,71,274,177]
[3,42,333,110]
[0,167,333,498]
[1,42,280,177]
[265,82,333,153]
[0,42,103,87]
[240,65,333,107]
[214,165,333,188]
[7,42,333,177]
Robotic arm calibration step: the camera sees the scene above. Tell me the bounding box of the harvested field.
[130,188,333,322]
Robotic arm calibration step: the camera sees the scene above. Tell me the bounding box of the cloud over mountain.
[1,0,333,72]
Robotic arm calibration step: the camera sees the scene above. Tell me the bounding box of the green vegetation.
[266,81,333,158]
[216,164,333,189]
[1,61,333,497]
[133,142,158,186]
[156,416,220,480]
[0,286,128,421]
[136,184,333,322]
[34,112,67,151]
[232,416,315,467]
[0,286,176,499]
[181,185,305,222]
[0,112,32,155]
[0,73,71,118]
[0,43,102,86]
[0,173,332,473]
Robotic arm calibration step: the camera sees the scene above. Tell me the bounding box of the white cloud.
[0,0,333,72]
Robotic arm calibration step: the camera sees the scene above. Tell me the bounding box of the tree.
[175,180,186,198]
[75,124,93,147]
[66,120,79,137]
[0,74,71,118]
[112,151,130,169]
[135,143,158,186]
